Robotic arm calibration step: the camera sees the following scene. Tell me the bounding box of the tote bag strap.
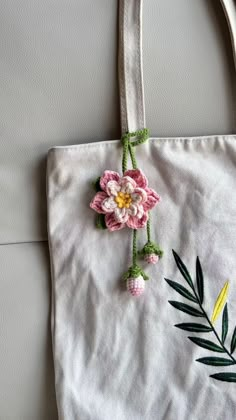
[118,0,236,134]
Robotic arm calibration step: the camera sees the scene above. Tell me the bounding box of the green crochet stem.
[121,128,149,174]
[147,216,151,242]
[132,229,137,266]
[121,129,150,271]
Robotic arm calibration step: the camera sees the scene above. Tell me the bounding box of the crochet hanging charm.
[90,128,163,297]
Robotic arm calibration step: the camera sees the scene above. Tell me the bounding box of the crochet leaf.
[96,214,107,229]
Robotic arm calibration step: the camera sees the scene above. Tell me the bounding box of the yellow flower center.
[115,191,132,209]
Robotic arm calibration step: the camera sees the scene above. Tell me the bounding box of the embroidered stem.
[191,283,236,363]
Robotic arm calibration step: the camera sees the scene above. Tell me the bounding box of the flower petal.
[114,207,129,223]
[136,204,144,219]
[90,192,108,214]
[101,196,117,213]
[100,170,120,191]
[126,212,148,229]
[124,169,148,189]
[120,176,136,194]
[127,204,138,216]
[105,213,125,231]
[131,188,147,205]
[106,180,121,196]
[143,188,161,211]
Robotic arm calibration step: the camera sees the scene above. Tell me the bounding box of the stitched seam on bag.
[48,135,236,153]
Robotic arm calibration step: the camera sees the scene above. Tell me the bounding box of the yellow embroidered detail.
[115,192,132,209]
[211,281,229,323]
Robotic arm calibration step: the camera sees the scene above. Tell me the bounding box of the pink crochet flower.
[90,169,160,231]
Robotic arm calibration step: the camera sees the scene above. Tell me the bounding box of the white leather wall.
[0,0,235,418]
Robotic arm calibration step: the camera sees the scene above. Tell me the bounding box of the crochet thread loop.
[121,128,150,173]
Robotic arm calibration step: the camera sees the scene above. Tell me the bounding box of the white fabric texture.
[48,137,236,419]
[47,0,236,419]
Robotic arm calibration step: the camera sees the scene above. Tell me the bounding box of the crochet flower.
[90,169,160,231]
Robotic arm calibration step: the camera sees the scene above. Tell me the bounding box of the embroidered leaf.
[188,337,225,353]
[222,304,228,344]
[165,279,197,302]
[211,281,229,323]
[196,257,204,304]
[175,323,212,333]
[172,250,194,289]
[230,327,236,354]
[196,357,235,366]
[210,372,236,382]
[168,301,204,317]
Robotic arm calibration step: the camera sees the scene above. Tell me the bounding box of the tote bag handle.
[118,0,236,134]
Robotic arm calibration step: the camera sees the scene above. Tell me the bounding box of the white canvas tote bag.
[47,0,236,418]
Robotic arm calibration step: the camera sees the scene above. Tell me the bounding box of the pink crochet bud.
[144,253,159,265]
[126,275,145,297]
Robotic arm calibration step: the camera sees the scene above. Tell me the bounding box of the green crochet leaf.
[175,323,212,333]
[168,301,204,317]
[139,242,163,258]
[123,265,149,282]
[188,337,225,353]
[210,372,236,382]
[96,214,107,229]
[231,327,236,354]
[196,257,204,304]
[196,357,235,366]
[172,250,194,289]
[165,279,197,302]
[222,304,228,344]
[93,177,102,192]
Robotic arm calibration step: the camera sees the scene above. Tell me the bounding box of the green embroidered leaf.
[175,323,212,333]
[196,357,235,366]
[210,372,236,382]
[230,327,236,354]
[188,337,225,353]
[196,257,204,304]
[172,250,194,289]
[168,301,204,317]
[165,279,197,302]
[222,304,228,344]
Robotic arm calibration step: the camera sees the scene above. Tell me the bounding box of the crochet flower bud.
[127,275,145,297]
[139,241,163,265]
[144,253,159,264]
[123,264,149,297]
